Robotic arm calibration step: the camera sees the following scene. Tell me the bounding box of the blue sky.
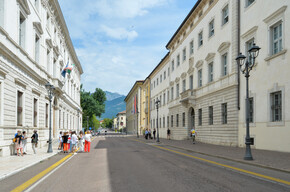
[59,0,197,95]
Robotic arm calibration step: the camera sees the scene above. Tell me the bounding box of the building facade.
[116,111,126,130]
[0,0,83,156]
[238,0,290,152]
[124,81,143,135]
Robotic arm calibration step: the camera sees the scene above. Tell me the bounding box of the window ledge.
[267,121,285,127]
[265,49,287,61]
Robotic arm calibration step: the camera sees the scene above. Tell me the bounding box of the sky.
[59,0,197,95]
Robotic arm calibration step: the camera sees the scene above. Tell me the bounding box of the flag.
[61,61,69,77]
[61,61,75,78]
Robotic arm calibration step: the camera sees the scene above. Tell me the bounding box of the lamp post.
[155,99,160,143]
[45,82,55,153]
[236,43,260,160]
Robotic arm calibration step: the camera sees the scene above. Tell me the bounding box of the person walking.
[15,130,23,156]
[58,131,63,150]
[22,131,28,154]
[78,131,84,152]
[84,131,92,152]
[68,131,72,152]
[31,130,38,154]
[62,132,69,153]
[167,128,171,140]
[71,131,78,153]
[153,128,156,140]
[191,128,196,144]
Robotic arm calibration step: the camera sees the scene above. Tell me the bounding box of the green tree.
[92,115,100,130]
[102,118,113,128]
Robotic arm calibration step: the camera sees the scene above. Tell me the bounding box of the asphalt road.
[1,137,289,192]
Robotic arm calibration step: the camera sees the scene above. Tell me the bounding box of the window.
[246,39,254,61]
[171,115,173,127]
[164,71,166,80]
[171,87,174,100]
[34,0,39,11]
[209,19,214,37]
[222,5,229,25]
[246,0,255,7]
[222,53,228,76]
[190,40,194,55]
[0,0,4,27]
[167,116,169,128]
[198,109,202,126]
[208,62,213,82]
[209,0,214,5]
[17,91,23,126]
[160,75,162,83]
[19,13,26,48]
[183,48,186,61]
[159,118,161,128]
[198,69,202,87]
[189,75,193,89]
[248,98,254,123]
[46,103,49,127]
[153,119,155,128]
[46,13,50,31]
[176,114,179,127]
[33,99,38,127]
[157,78,159,85]
[163,117,165,128]
[163,93,166,105]
[168,67,170,76]
[154,81,155,88]
[271,91,282,122]
[47,49,50,73]
[63,112,65,129]
[176,84,179,98]
[35,35,40,63]
[182,112,185,127]
[271,22,282,55]
[182,79,186,92]
[222,103,227,124]
[177,55,180,66]
[172,60,174,71]
[167,90,170,103]
[198,31,203,47]
[209,106,213,125]
[160,95,162,106]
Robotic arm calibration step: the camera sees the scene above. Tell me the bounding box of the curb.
[0,152,58,181]
[130,137,290,174]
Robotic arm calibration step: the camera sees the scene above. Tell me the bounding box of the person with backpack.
[31,130,38,154]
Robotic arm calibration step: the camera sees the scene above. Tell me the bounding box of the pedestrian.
[22,131,28,154]
[71,131,78,153]
[31,130,38,154]
[68,131,72,152]
[62,132,69,153]
[153,128,156,140]
[84,131,92,152]
[58,131,63,150]
[78,131,84,152]
[167,128,171,140]
[145,129,148,140]
[191,128,196,144]
[15,130,23,156]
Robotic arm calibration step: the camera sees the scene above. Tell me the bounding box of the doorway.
[188,107,195,137]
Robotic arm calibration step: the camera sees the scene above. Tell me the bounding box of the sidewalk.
[132,136,290,173]
[0,141,59,181]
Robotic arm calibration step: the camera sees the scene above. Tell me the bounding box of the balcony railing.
[179,89,196,106]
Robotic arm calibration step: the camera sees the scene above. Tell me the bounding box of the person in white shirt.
[58,131,63,150]
[78,131,84,152]
[71,131,78,153]
[84,131,92,152]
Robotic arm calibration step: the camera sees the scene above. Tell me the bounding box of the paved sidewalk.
[0,142,59,181]
[132,136,290,173]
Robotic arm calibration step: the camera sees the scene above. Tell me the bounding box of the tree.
[81,85,107,128]
[102,118,113,128]
[92,115,100,130]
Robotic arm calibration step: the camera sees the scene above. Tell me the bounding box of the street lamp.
[155,99,160,143]
[45,82,55,153]
[236,43,260,160]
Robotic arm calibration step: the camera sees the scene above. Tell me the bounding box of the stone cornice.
[181,72,187,79]
[33,22,44,35]
[263,6,287,23]
[17,0,31,15]
[217,42,230,53]
[205,53,215,62]
[195,60,203,68]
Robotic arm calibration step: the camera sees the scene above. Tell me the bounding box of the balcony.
[52,78,64,94]
[180,89,196,107]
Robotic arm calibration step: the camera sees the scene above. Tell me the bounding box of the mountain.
[105,91,123,101]
[100,91,126,119]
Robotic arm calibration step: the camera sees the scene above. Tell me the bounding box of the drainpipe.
[237,0,241,110]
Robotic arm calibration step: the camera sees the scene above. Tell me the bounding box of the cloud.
[100,25,138,41]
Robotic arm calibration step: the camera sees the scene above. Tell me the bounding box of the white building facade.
[0,0,83,156]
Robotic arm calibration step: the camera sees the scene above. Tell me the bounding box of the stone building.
[124,81,143,135]
[116,111,126,131]
[0,0,83,156]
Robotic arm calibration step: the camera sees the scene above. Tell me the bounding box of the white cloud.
[100,25,138,41]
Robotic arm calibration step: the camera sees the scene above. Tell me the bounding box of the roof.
[165,0,202,49]
[124,80,144,101]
